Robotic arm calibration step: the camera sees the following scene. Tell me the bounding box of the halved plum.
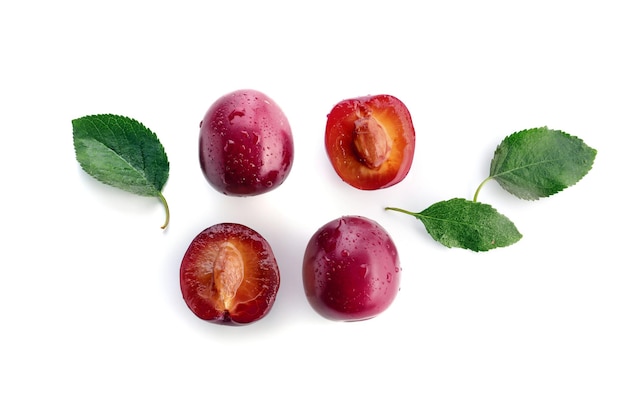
[180,223,280,325]
[325,94,415,190]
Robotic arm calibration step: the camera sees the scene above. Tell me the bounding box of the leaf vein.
[491,156,565,179]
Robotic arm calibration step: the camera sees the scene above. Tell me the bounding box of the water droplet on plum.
[224,140,235,152]
[228,109,245,124]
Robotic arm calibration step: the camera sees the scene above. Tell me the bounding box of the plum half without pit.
[199,89,294,196]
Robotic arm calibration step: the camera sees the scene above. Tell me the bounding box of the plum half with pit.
[180,223,280,325]
[199,89,294,196]
[302,216,401,322]
[325,94,415,190]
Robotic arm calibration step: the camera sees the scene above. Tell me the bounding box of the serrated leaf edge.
[72,114,171,229]
[415,198,523,252]
[489,126,597,200]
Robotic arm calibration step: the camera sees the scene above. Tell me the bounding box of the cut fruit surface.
[325,94,415,190]
[180,223,280,325]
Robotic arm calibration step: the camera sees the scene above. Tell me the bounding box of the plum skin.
[199,89,294,196]
[302,216,401,322]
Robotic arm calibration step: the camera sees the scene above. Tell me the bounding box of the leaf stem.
[385,206,417,216]
[158,192,170,229]
[473,176,493,202]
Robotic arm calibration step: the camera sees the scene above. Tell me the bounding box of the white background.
[1,1,624,392]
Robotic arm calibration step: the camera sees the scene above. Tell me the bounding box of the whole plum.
[199,89,294,196]
[302,216,401,322]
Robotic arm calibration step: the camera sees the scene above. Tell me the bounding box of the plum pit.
[353,116,391,170]
[213,242,244,310]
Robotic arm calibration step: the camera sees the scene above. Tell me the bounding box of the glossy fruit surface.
[325,94,415,190]
[302,216,401,321]
[199,89,294,196]
[180,223,280,325]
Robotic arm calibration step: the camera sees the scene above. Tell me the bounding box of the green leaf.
[72,114,171,228]
[487,126,597,200]
[386,198,522,252]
